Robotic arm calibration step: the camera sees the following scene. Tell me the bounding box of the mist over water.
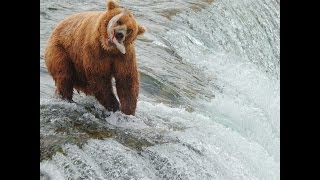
[40,0,280,179]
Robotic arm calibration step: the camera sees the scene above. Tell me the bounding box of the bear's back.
[49,11,104,51]
[47,11,108,67]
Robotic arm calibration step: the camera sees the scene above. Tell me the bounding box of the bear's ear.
[137,25,146,36]
[106,0,119,11]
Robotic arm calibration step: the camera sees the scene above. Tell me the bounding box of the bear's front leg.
[115,73,139,115]
[94,89,119,112]
[88,76,120,112]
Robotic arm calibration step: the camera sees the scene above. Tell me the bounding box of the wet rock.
[40,100,162,161]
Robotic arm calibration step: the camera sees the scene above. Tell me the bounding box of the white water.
[40,0,280,179]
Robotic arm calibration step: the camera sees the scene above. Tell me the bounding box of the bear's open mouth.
[108,29,126,54]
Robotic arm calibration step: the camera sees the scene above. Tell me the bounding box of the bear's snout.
[115,32,124,41]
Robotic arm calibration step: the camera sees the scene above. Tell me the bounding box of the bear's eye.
[116,20,122,25]
[127,29,133,35]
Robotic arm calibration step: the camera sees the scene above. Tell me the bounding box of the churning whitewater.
[40,0,279,179]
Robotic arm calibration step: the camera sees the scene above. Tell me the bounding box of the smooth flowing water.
[40,0,280,179]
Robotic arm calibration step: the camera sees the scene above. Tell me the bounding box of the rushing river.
[40,0,280,179]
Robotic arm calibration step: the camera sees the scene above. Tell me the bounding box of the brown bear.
[44,0,145,115]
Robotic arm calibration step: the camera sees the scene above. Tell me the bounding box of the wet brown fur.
[45,0,145,115]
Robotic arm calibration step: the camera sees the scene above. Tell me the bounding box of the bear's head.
[100,0,145,54]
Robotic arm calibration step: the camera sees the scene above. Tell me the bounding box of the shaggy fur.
[45,0,145,115]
